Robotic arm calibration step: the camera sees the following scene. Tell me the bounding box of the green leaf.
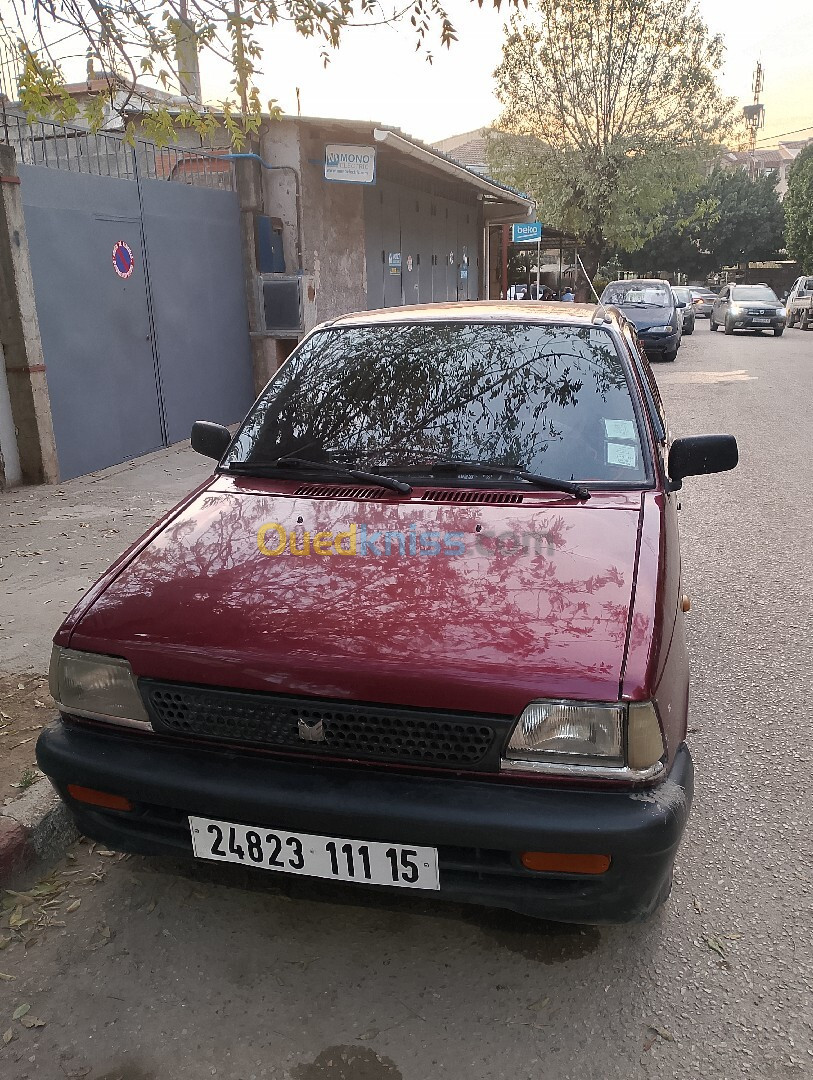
[12,1004,30,1021]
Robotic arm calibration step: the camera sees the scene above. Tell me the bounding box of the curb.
[0,777,78,886]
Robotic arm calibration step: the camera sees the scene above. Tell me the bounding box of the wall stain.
[291,1046,402,1080]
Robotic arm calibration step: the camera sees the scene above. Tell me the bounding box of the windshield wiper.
[226,456,412,495]
[429,459,590,500]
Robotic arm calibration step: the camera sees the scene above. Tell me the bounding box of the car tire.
[788,311,796,328]
[724,319,734,335]
[663,349,677,362]
[801,311,810,330]
[684,322,694,335]
[709,319,717,331]
[774,326,784,337]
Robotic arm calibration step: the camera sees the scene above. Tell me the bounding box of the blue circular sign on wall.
[112,240,135,279]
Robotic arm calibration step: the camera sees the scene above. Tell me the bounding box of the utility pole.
[743,63,765,180]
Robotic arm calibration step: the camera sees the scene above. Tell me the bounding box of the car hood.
[617,305,674,330]
[66,479,646,717]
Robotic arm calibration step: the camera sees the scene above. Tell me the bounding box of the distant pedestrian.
[561,286,575,302]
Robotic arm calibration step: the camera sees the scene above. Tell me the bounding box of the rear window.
[601,282,672,308]
[732,287,778,302]
[226,321,650,485]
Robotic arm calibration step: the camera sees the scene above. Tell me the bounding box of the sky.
[192,0,813,146]
[4,0,811,147]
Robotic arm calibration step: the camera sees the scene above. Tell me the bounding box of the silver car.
[688,288,716,319]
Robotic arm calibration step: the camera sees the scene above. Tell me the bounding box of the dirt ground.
[0,674,52,807]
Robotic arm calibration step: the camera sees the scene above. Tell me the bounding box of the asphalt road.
[2,321,812,1080]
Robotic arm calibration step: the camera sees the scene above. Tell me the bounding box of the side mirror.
[675,300,686,308]
[668,435,738,490]
[191,421,231,461]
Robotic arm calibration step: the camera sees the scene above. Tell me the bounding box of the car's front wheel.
[788,310,797,327]
[663,349,677,362]
[684,321,694,336]
[709,318,717,331]
[774,326,785,337]
[724,319,735,335]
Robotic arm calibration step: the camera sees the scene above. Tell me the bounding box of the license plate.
[753,317,771,324]
[189,816,440,890]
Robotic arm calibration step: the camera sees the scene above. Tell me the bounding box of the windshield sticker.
[606,442,638,468]
[603,419,636,441]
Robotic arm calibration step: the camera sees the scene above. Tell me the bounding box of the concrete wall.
[0,145,59,486]
[0,340,23,487]
[298,126,367,329]
[260,120,367,334]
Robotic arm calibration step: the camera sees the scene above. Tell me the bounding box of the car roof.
[326,300,623,329]
[604,278,670,286]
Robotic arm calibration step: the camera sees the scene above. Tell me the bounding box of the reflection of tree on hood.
[239,322,629,472]
[110,495,638,678]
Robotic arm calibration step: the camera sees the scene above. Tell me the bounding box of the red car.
[38,303,737,923]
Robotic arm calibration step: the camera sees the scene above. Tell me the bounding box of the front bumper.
[37,719,694,924]
[729,313,786,330]
[639,331,680,355]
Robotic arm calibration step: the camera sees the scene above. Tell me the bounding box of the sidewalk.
[0,440,211,805]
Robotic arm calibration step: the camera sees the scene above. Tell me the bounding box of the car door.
[714,286,730,324]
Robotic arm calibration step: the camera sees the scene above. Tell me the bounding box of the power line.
[755,124,813,145]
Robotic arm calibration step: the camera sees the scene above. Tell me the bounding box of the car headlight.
[502,700,665,780]
[649,325,673,333]
[728,304,742,315]
[778,306,787,317]
[49,646,151,729]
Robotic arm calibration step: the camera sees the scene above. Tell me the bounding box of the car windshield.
[601,282,672,308]
[672,288,690,302]
[224,321,649,485]
[691,289,715,298]
[732,287,778,302]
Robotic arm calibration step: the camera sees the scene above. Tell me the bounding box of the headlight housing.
[728,303,742,315]
[778,306,787,317]
[649,324,673,333]
[502,700,665,780]
[49,646,151,729]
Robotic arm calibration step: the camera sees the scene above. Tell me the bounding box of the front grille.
[140,681,508,770]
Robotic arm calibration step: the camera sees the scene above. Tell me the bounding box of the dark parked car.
[672,287,696,334]
[710,284,787,336]
[37,302,738,925]
[687,287,717,319]
[600,279,683,361]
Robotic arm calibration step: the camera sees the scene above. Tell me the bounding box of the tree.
[785,145,813,273]
[489,0,738,281]
[617,167,785,279]
[0,0,467,145]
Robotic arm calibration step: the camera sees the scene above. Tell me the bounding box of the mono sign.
[324,144,377,184]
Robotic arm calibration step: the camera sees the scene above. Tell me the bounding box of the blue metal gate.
[9,119,253,480]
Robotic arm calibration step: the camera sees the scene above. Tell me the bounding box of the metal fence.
[0,112,235,191]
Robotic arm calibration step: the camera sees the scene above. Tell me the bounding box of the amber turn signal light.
[66,785,134,812]
[520,851,611,875]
